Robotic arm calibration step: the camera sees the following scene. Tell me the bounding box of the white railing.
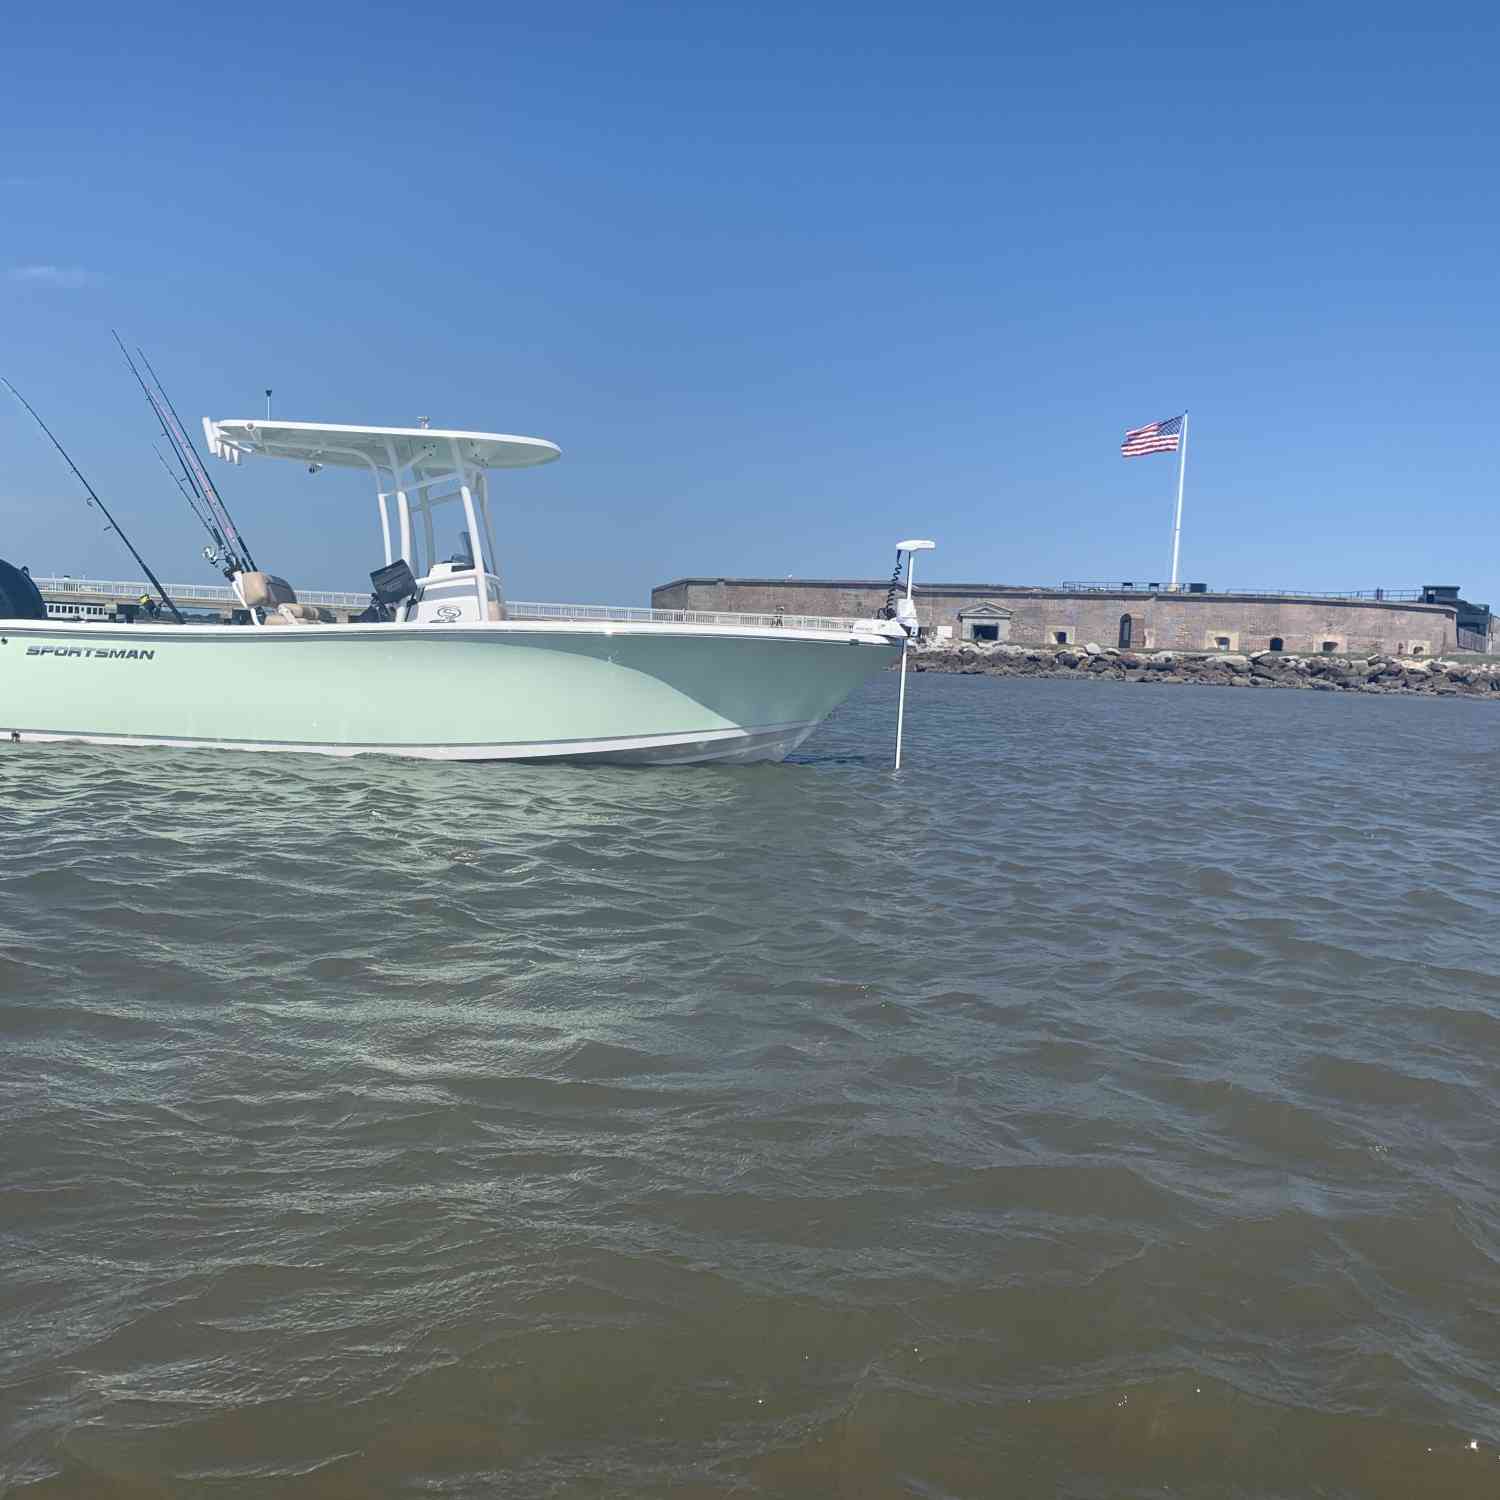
[32,577,371,608]
[506,601,864,632]
[29,578,868,633]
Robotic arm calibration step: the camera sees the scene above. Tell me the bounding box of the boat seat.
[261,602,331,626]
[237,571,300,608]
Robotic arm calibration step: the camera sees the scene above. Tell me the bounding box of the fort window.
[1411,644,1425,657]
[1215,635,1231,649]
[972,623,1000,642]
[1269,637,1284,652]
[1118,614,1133,648]
[1054,630,1070,644]
[1321,641,1338,653]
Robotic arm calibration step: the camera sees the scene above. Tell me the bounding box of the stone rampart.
[999,592,1456,656]
[652,578,1465,658]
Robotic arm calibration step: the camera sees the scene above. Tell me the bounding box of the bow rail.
[30,577,869,632]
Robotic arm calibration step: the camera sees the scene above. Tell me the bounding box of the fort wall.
[652,579,1465,658]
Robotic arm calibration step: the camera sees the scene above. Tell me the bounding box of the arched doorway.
[1269,637,1284,652]
[1118,613,1133,648]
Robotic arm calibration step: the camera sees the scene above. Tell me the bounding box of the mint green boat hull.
[0,622,898,763]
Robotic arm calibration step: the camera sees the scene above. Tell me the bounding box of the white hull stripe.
[0,720,821,762]
[0,620,898,648]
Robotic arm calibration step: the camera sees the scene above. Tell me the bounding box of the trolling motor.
[879,546,927,636]
[891,539,935,770]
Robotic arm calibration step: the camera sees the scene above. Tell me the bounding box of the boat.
[0,418,913,764]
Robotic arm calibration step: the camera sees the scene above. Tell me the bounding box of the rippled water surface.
[3,676,1500,1498]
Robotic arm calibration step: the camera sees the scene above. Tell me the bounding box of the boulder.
[1209,653,1251,673]
[1083,641,1103,656]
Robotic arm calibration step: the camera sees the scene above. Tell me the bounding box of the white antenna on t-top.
[893,539,935,770]
[265,388,272,419]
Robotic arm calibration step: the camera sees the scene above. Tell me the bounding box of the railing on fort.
[1059,581,1427,601]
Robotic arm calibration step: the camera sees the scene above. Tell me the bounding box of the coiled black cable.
[880,549,905,618]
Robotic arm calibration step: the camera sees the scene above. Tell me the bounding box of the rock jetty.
[910,641,1500,698]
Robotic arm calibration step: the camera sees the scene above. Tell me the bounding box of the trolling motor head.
[883,539,936,634]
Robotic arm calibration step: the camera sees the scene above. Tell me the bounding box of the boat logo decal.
[433,606,462,623]
[26,645,156,661]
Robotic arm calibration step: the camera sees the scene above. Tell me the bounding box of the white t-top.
[204,419,561,472]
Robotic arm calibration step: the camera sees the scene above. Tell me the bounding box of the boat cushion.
[238,571,299,608]
[273,603,323,624]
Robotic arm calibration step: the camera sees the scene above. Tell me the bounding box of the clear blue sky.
[3,1,1497,605]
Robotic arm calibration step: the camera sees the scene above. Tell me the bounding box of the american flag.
[1121,414,1183,457]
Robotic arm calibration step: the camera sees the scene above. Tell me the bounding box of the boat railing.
[505,601,865,632]
[32,576,373,608]
[29,579,869,633]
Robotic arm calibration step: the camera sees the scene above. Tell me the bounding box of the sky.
[2,0,1498,606]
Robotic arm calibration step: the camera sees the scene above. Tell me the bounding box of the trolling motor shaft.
[892,539,936,771]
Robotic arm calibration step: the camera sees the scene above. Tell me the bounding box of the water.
[3,676,1499,1499]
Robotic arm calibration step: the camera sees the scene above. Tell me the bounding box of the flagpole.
[1168,411,1189,590]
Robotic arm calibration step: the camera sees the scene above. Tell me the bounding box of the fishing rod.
[1,376,186,624]
[113,332,224,562]
[153,441,226,557]
[132,340,258,574]
[141,344,258,571]
[112,333,257,576]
